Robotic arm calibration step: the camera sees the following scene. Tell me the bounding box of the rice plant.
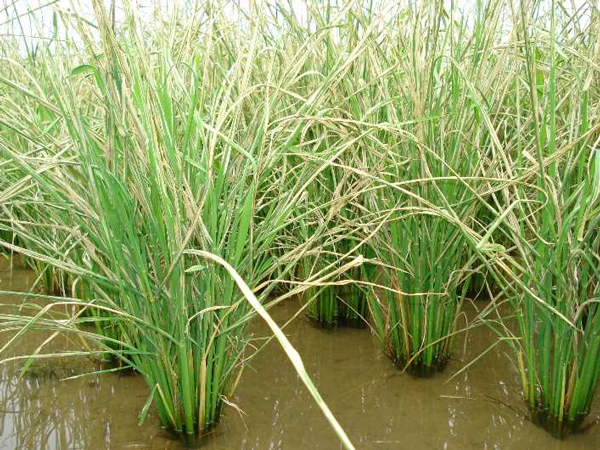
[471,0,600,437]
[489,1,600,436]
[361,0,506,377]
[298,198,371,329]
[300,254,370,329]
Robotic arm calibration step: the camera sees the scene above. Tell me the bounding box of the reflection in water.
[0,266,599,450]
[1,365,103,450]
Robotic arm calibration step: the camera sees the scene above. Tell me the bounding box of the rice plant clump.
[484,0,600,436]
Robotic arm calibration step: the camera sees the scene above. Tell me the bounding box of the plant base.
[531,407,593,439]
[163,423,219,449]
[390,354,450,378]
[306,312,367,330]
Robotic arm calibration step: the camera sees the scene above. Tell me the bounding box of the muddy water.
[0,265,598,450]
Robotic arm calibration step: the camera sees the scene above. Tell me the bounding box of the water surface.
[1,262,598,450]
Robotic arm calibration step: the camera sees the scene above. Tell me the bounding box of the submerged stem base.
[390,353,450,378]
[306,311,368,330]
[531,407,593,439]
[304,281,369,330]
[163,424,219,449]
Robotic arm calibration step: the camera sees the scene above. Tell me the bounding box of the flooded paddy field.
[2,1,599,448]
[1,263,598,450]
